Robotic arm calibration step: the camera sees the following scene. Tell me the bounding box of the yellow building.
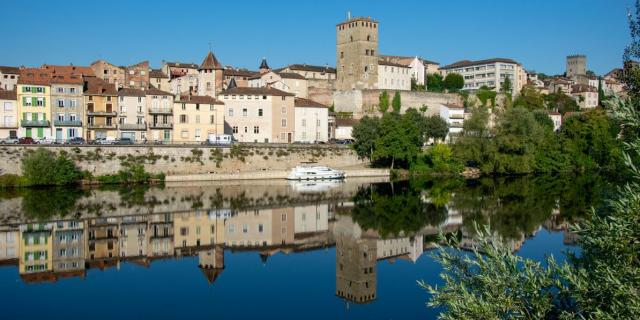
[84,77,118,141]
[174,95,225,143]
[17,68,52,139]
[173,210,227,249]
[19,223,54,275]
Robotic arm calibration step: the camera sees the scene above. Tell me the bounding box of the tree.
[21,148,82,186]
[501,75,513,94]
[427,73,444,92]
[444,73,464,93]
[392,91,402,113]
[411,78,425,91]
[452,107,491,167]
[513,85,544,110]
[598,77,606,106]
[351,116,381,160]
[476,85,497,107]
[378,91,389,113]
[372,113,421,169]
[545,91,579,114]
[532,110,554,130]
[425,115,449,142]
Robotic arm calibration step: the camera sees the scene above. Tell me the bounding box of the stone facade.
[173,95,225,143]
[336,16,379,90]
[146,86,174,143]
[50,74,84,141]
[294,98,329,143]
[566,54,587,79]
[0,90,18,138]
[0,66,20,91]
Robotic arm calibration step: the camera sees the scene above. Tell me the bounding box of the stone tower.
[336,13,379,91]
[198,51,223,97]
[566,54,587,79]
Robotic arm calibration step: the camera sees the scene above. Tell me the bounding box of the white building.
[335,118,358,141]
[294,204,330,235]
[248,71,309,98]
[440,58,526,96]
[0,90,17,138]
[547,111,562,132]
[439,104,465,142]
[571,84,599,109]
[377,60,411,91]
[294,98,329,143]
[379,56,439,86]
[117,88,147,141]
[0,66,19,91]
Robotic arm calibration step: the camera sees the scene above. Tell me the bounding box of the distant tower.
[259,58,270,74]
[198,51,223,97]
[336,13,379,91]
[566,54,587,79]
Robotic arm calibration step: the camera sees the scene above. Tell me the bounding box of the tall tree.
[427,73,444,92]
[373,113,421,169]
[392,92,402,113]
[513,85,545,110]
[444,73,464,93]
[425,115,450,142]
[351,116,381,161]
[378,91,389,113]
[501,75,513,94]
[545,91,579,114]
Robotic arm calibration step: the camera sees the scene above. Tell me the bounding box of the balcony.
[54,119,83,127]
[87,123,117,129]
[149,107,172,114]
[21,120,51,127]
[119,123,147,130]
[149,122,172,129]
[87,110,117,116]
[449,114,465,120]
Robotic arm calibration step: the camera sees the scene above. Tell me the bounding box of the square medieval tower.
[336,15,379,91]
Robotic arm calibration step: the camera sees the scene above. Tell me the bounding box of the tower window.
[350,36,353,42]
[367,35,371,41]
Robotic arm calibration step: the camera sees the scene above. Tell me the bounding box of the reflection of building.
[87,218,119,262]
[120,216,148,258]
[0,226,18,263]
[198,246,224,285]
[53,220,85,273]
[334,215,377,304]
[19,223,53,275]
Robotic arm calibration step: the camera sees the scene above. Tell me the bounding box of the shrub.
[21,148,82,186]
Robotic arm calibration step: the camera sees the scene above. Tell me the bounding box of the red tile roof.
[42,64,95,77]
[176,95,223,105]
[221,87,294,97]
[200,51,223,70]
[84,77,117,95]
[18,68,52,85]
[0,89,17,100]
[294,97,328,109]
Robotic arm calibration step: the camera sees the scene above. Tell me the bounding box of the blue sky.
[0,0,634,75]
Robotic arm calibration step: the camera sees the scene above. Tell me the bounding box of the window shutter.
[43,113,46,121]
[31,97,36,106]
[43,98,46,106]
[22,112,26,120]
[22,97,26,105]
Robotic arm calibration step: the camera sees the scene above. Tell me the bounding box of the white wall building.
[377,60,411,91]
[294,98,329,143]
[439,104,465,142]
[440,58,526,96]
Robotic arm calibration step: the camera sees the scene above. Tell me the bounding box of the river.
[0,175,609,319]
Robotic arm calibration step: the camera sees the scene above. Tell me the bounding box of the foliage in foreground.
[20,148,82,186]
[421,98,640,319]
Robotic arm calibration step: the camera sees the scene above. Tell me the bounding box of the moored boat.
[286,165,345,180]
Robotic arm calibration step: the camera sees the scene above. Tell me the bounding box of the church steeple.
[199,51,223,70]
[259,57,270,74]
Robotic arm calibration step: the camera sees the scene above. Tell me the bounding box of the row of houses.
[0,52,334,143]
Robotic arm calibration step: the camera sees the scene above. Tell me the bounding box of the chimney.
[347,11,351,20]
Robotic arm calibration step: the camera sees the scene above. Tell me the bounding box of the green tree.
[378,91,389,113]
[545,91,579,114]
[598,77,606,106]
[513,85,545,110]
[501,75,513,94]
[427,73,444,92]
[444,73,464,93]
[476,85,497,107]
[351,116,381,160]
[373,113,421,169]
[21,148,82,186]
[532,109,554,130]
[392,91,402,113]
[452,107,491,167]
[425,115,449,143]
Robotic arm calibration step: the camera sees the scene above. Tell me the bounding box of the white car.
[0,137,18,144]
[36,138,59,145]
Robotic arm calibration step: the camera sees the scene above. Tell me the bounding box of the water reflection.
[0,175,606,308]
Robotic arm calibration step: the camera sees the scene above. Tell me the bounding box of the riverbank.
[165,168,390,182]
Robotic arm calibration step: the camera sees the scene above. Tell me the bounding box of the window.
[195,129,201,140]
[258,109,263,116]
[281,107,286,114]
[244,126,248,133]
[180,227,188,236]
[302,119,306,127]
[243,108,247,117]
[242,224,248,233]
[253,126,259,134]
[181,103,186,110]
[209,104,214,111]
[181,130,188,138]
[228,224,235,233]
[258,224,264,233]
[281,119,287,128]
[210,115,215,124]
[58,99,64,107]
[195,115,200,124]
[232,126,238,133]
[57,87,64,93]
[180,114,187,123]
[228,108,234,116]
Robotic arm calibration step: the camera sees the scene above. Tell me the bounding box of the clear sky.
[0,0,634,75]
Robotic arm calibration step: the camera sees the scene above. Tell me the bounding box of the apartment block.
[17,68,52,139]
[440,58,526,95]
[173,95,225,143]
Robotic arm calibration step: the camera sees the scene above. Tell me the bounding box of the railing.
[21,120,50,127]
[118,123,147,130]
[449,114,465,119]
[149,122,172,129]
[87,110,117,116]
[54,119,83,127]
[149,108,172,114]
[87,123,117,129]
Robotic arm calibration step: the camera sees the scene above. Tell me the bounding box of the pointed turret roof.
[227,77,237,90]
[199,51,223,70]
[200,267,223,285]
[259,58,270,70]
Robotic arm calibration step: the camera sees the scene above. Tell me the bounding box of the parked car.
[66,137,85,145]
[36,138,58,145]
[0,136,19,144]
[91,137,114,145]
[114,137,134,145]
[336,139,353,145]
[18,137,35,144]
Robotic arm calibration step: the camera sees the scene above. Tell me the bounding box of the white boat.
[289,180,344,193]
[286,165,345,180]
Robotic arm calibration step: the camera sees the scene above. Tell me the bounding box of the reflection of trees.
[350,181,449,238]
[21,187,88,220]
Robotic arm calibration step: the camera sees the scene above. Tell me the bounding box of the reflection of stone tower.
[334,215,377,304]
[566,54,587,79]
[336,13,379,91]
[198,246,224,285]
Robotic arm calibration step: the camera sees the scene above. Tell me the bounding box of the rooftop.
[84,77,118,95]
[43,64,95,77]
[276,64,337,74]
[294,97,328,109]
[0,65,20,74]
[0,89,17,100]
[18,68,52,85]
[441,58,521,70]
[176,94,223,105]
[199,51,223,70]
[221,87,295,97]
[149,69,168,79]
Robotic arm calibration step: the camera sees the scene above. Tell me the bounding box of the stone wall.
[0,144,367,176]
[328,89,462,118]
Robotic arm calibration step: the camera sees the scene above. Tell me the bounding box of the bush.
[0,174,27,188]
[21,148,82,186]
[411,144,463,175]
[96,164,163,185]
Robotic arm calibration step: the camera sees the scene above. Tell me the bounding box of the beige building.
[294,97,329,143]
[19,223,54,275]
[377,60,411,91]
[146,86,174,143]
[275,64,337,81]
[380,55,439,86]
[85,77,119,141]
[225,210,273,247]
[223,68,258,89]
[90,60,125,87]
[336,16,379,90]
[440,58,526,95]
[0,66,20,91]
[117,88,147,141]
[166,52,224,97]
[248,70,309,98]
[0,89,18,138]
[174,210,227,248]
[149,69,170,92]
[174,94,225,143]
[566,54,587,79]
[0,227,18,262]
[220,87,295,143]
[571,84,599,109]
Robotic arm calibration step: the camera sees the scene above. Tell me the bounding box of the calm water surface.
[0,175,607,319]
